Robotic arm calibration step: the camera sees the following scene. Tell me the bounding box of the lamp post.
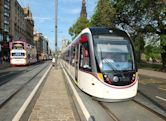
[55,0,58,52]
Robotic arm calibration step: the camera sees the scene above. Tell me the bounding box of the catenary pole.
[55,0,58,52]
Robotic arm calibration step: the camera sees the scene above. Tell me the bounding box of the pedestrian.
[52,57,55,66]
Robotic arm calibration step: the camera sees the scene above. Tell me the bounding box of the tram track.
[133,99,166,120]
[0,62,50,109]
[135,89,166,118]
[0,71,23,86]
[138,89,166,111]
[98,101,121,121]
[61,61,165,121]
[98,98,165,121]
[0,63,42,86]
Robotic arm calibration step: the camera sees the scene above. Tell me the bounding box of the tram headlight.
[131,73,136,83]
[113,76,119,82]
[132,76,135,81]
[104,74,107,78]
[103,74,112,85]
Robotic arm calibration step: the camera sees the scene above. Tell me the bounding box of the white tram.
[61,27,138,101]
[10,40,37,65]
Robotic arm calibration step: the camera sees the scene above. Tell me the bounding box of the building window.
[0,34,3,42]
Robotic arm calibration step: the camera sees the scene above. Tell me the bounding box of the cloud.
[33,17,53,20]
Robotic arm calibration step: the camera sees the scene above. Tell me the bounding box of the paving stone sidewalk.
[28,65,76,121]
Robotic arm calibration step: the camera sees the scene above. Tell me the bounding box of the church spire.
[80,0,87,18]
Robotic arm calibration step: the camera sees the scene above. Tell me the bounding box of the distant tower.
[80,0,87,18]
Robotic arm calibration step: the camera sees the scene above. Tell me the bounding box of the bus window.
[13,43,24,49]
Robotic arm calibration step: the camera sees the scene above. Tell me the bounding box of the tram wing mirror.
[80,35,88,43]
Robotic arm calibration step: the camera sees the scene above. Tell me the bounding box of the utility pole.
[55,0,58,52]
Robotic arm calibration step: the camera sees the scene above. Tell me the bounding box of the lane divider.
[61,63,94,121]
[12,65,52,121]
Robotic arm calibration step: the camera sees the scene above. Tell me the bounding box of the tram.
[61,27,138,101]
[9,40,37,65]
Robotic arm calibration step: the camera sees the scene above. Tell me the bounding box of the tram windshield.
[93,35,135,72]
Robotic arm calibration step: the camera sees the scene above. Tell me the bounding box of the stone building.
[0,0,11,60]
[34,33,49,61]
[10,0,25,41]
[80,0,87,18]
[10,0,34,44]
[0,0,35,60]
[23,7,34,45]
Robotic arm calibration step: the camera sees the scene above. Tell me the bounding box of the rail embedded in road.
[0,62,51,121]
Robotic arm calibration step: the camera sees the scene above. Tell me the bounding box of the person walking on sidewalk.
[52,57,55,66]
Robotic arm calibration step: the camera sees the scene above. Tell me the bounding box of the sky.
[18,0,97,51]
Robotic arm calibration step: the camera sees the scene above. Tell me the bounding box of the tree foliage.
[144,44,161,62]
[111,0,166,66]
[90,0,116,27]
[68,0,166,66]
[69,17,89,39]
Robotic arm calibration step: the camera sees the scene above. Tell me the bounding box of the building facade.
[61,38,70,51]
[10,0,34,44]
[0,0,50,62]
[0,0,35,61]
[0,0,11,60]
[34,33,49,61]
[10,0,25,41]
[23,7,34,45]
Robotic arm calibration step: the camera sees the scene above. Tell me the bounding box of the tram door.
[75,45,79,82]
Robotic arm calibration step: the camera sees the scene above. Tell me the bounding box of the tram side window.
[64,50,70,62]
[71,47,75,66]
[80,42,91,71]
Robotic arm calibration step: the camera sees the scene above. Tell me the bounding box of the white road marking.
[155,96,166,102]
[61,63,93,121]
[158,87,166,91]
[12,65,52,121]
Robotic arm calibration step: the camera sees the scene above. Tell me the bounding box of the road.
[61,63,166,121]
[0,61,50,121]
[138,74,166,113]
[0,62,165,121]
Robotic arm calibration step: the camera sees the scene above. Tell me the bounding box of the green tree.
[144,45,161,62]
[111,0,147,62]
[160,35,166,66]
[90,0,116,27]
[112,0,166,66]
[69,17,89,39]
[132,33,145,63]
[142,0,166,66]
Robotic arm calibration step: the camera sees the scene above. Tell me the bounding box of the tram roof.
[89,27,129,38]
